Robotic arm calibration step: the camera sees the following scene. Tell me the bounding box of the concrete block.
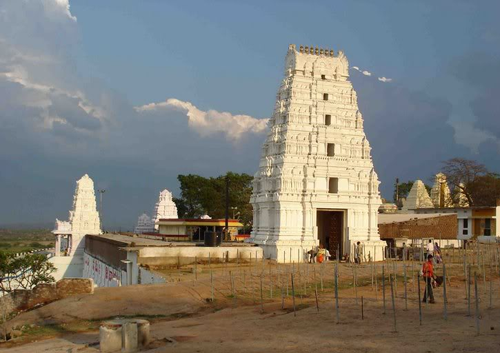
[122,322,138,353]
[136,319,151,347]
[99,322,122,353]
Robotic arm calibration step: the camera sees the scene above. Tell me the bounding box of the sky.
[1,0,500,229]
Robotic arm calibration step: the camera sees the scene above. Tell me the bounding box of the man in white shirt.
[426,239,434,259]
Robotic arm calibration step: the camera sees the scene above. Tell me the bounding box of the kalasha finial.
[299,45,304,53]
[330,49,334,56]
[305,46,309,54]
[315,47,319,55]
[320,48,324,55]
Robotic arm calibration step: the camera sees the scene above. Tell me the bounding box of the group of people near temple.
[306,239,443,304]
[306,241,365,263]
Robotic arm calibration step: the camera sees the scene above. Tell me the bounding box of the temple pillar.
[55,234,61,256]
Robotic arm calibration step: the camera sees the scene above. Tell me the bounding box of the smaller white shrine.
[401,180,434,212]
[134,213,155,234]
[153,189,178,229]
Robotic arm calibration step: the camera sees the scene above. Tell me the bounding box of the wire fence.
[150,242,500,335]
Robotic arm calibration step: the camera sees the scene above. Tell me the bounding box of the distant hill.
[0,222,53,230]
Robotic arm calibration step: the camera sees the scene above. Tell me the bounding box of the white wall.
[138,267,165,285]
[50,254,84,281]
[83,252,122,287]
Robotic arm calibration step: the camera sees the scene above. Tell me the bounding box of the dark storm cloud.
[450,53,500,138]
[352,73,472,199]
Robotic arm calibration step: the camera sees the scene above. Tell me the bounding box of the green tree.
[0,253,55,293]
[174,172,254,230]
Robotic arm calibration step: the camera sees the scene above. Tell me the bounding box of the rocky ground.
[1,261,499,352]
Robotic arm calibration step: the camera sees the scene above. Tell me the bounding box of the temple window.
[329,178,339,193]
[323,93,329,101]
[325,115,331,126]
[327,143,335,156]
[321,74,326,80]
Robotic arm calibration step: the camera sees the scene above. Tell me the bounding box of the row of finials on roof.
[297,45,342,57]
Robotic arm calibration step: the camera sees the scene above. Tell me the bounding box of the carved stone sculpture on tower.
[250,44,384,262]
[456,183,470,207]
[401,180,434,211]
[153,189,178,229]
[430,173,454,208]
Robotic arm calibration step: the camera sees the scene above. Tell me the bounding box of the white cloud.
[351,65,392,82]
[378,77,393,83]
[136,98,269,142]
[46,0,77,21]
[0,0,107,139]
[451,120,499,153]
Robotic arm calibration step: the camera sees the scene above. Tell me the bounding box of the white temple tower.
[68,174,102,254]
[153,189,178,229]
[401,180,433,212]
[250,44,384,262]
[51,174,101,280]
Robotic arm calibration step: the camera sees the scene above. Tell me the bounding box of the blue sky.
[1,0,500,228]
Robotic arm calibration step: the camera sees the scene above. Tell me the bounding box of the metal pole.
[225,175,229,241]
[353,265,358,305]
[210,271,214,302]
[443,262,447,320]
[474,272,480,335]
[467,264,471,316]
[361,296,364,320]
[98,189,106,231]
[335,263,339,324]
[417,273,422,326]
[315,287,319,312]
[291,273,296,317]
[260,275,264,313]
[404,262,408,311]
[382,265,386,315]
[390,274,397,333]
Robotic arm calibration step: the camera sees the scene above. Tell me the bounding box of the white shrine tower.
[153,189,178,229]
[250,44,384,262]
[51,174,102,279]
[134,213,155,233]
[52,174,102,255]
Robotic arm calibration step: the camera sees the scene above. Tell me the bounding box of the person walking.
[425,239,434,259]
[422,254,436,303]
[355,241,363,264]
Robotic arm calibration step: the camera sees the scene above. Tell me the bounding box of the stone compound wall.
[379,214,458,243]
[0,278,94,316]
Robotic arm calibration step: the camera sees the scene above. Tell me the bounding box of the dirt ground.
[1,261,499,352]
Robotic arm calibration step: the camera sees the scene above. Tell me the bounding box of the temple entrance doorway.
[317,210,345,260]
